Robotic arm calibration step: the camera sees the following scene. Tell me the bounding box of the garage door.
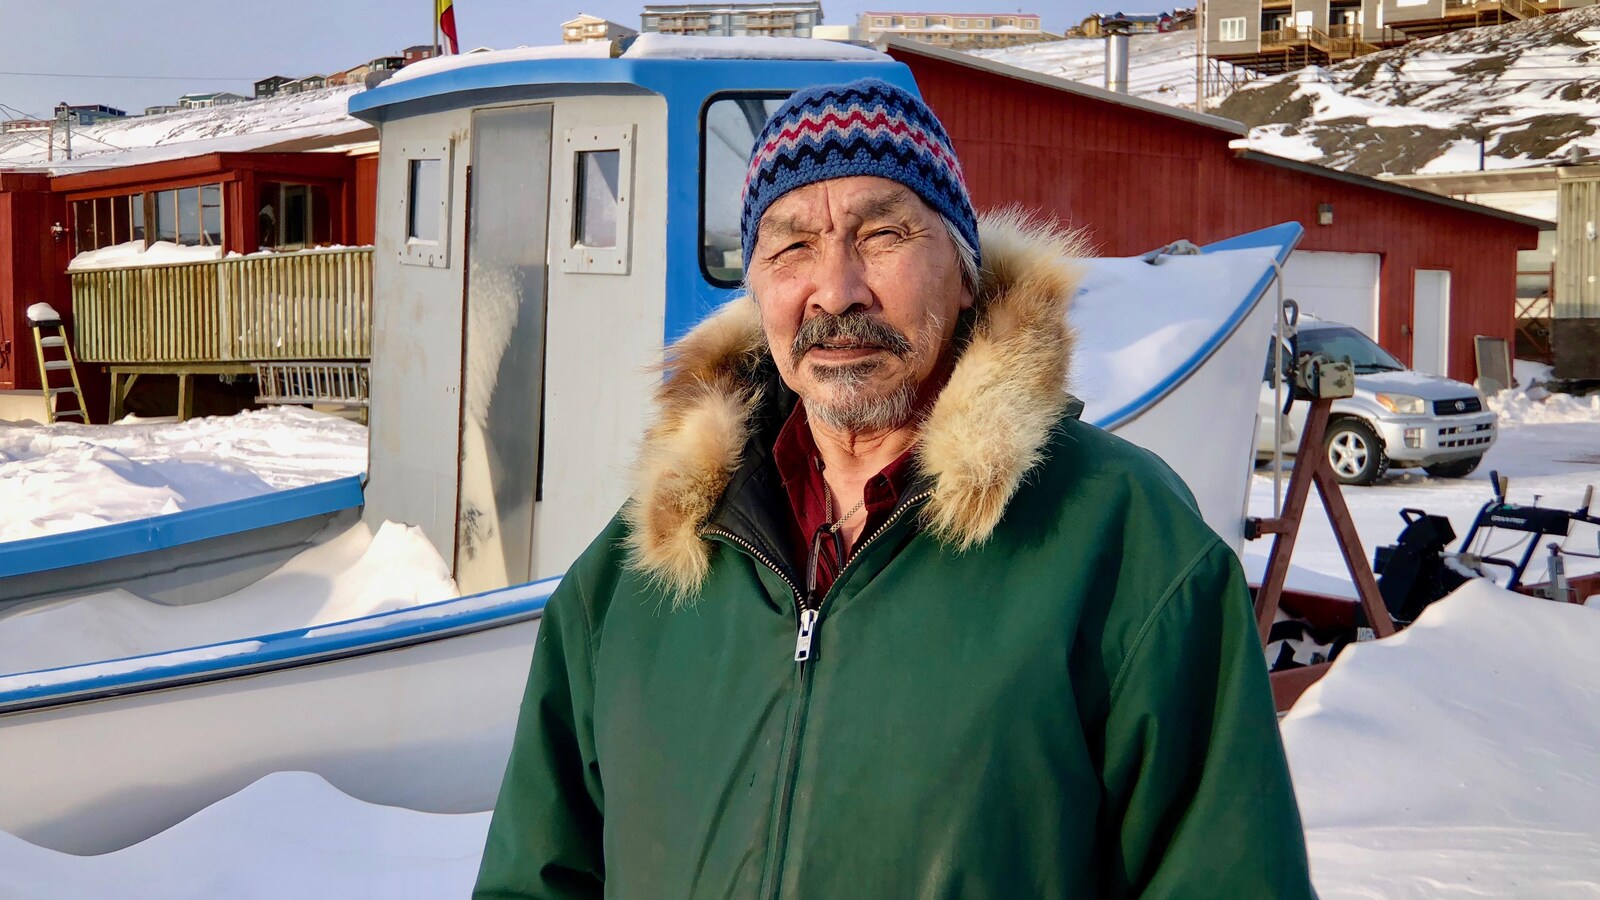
[1280,250,1380,337]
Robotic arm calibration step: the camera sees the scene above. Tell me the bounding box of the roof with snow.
[889,36,1246,134]
[0,86,372,176]
[970,30,1244,109]
[1218,7,1600,177]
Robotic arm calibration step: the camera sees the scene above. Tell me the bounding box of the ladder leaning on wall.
[27,305,89,424]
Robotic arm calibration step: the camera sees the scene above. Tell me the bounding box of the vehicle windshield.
[1297,326,1407,374]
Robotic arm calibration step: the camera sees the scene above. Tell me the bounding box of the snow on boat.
[0,39,1298,854]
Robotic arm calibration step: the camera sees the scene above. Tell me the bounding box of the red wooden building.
[890,39,1547,384]
[0,150,378,417]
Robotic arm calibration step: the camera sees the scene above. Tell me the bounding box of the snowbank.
[1283,580,1600,896]
[0,519,456,676]
[0,772,488,900]
[67,240,224,272]
[1489,387,1600,426]
[0,407,367,542]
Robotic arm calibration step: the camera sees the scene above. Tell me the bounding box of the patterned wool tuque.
[739,78,979,272]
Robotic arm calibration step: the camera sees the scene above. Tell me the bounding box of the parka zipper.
[709,489,932,900]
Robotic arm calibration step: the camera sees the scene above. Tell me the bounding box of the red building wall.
[897,51,1539,384]
[0,173,70,392]
[354,154,379,246]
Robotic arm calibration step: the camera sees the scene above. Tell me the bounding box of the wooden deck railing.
[71,247,373,364]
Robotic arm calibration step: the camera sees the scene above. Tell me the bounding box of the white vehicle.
[1256,318,1497,485]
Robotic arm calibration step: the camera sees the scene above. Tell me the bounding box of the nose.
[809,241,873,317]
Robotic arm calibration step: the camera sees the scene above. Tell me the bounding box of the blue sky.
[2,0,1104,120]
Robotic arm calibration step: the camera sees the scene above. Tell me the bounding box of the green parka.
[475,215,1314,899]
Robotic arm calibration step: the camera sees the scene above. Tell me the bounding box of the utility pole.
[1194,0,1207,112]
[55,103,73,161]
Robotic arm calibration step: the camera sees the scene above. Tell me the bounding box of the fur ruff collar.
[624,212,1085,601]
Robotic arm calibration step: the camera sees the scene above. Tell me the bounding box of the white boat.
[0,40,1299,855]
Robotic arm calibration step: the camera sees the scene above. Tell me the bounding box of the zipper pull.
[794,608,819,662]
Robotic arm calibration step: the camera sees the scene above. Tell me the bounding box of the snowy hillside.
[1218,7,1600,176]
[0,85,368,174]
[971,31,1242,107]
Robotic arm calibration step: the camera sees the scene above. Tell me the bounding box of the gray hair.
[940,212,981,297]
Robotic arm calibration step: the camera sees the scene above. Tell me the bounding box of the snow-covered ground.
[1284,580,1600,897]
[0,772,488,900]
[971,30,1241,108]
[0,407,367,542]
[1,380,1597,896]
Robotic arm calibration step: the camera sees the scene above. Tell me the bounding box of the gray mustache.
[792,311,912,360]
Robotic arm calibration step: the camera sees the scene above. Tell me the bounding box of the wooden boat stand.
[1247,394,1397,711]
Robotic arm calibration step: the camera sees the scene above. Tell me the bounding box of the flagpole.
[433,0,440,57]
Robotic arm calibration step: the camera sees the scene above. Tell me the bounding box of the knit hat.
[740,78,979,272]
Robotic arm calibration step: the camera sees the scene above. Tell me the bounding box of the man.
[475,78,1314,898]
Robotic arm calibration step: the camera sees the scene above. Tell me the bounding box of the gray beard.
[806,358,920,433]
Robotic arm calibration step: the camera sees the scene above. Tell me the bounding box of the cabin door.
[455,104,554,594]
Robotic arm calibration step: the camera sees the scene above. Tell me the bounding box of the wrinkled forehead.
[755,178,933,243]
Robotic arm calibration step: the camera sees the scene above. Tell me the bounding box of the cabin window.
[398,140,453,267]
[699,92,789,287]
[560,125,635,275]
[1220,16,1247,41]
[574,150,620,248]
[407,159,443,242]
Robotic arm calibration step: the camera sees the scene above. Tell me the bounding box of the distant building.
[142,104,182,116]
[1206,0,1596,75]
[402,44,440,65]
[812,23,864,39]
[564,13,639,42]
[858,10,1056,48]
[1098,11,1178,34]
[279,75,328,95]
[177,92,248,110]
[254,76,292,99]
[640,1,823,37]
[53,103,127,126]
[1,119,51,133]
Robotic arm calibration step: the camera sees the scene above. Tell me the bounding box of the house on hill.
[178,92,249,110]
[280,75,327,95]
[254,76,292,99]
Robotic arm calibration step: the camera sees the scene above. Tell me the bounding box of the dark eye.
[865,229,900,243]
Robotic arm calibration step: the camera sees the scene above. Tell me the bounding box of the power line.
[0,69,253,82]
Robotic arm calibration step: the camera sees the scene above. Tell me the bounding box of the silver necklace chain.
[822,480,867,534]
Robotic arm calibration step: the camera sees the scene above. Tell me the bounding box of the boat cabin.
[348,36,912,594]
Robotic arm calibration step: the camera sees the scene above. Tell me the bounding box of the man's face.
[745,176,973,434]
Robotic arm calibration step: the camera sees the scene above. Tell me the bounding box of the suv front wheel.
[1325,418,1388,486]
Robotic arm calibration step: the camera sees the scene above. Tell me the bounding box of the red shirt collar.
[772,402,916,597]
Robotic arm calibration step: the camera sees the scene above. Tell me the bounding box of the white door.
[1280,250,1381,336]
[1294,9,1314,34]
[1412,269,1451,376]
